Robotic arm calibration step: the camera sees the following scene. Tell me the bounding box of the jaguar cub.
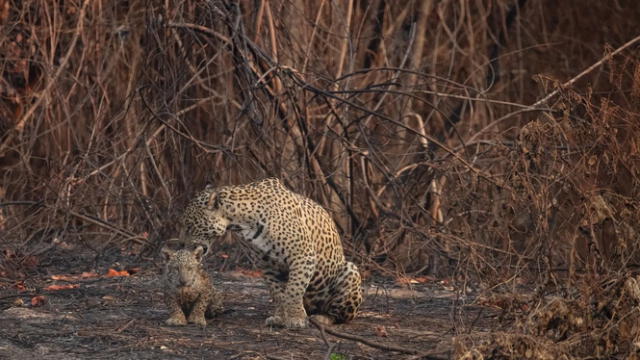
[162,245,223,326]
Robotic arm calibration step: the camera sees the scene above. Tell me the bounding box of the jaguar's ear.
[205,183,215,191]
[206,191,219,210]
[193,245,205,262]
[161,247,175,261]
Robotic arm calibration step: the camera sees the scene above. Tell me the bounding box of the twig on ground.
[308,317,446,359]
[313,320,336,360]
[115,319,135,333]
[264,355,290,360]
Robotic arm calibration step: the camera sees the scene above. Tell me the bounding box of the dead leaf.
[439,279,455,291]
[81,271,99,278]
[44,284,79,291]
[14,281,26,291]
[52,238,74,249]
[52,271,98,281]
[30,295,46,307]
[396,277,416,284]
[396,276,431,285]
[238,268,262,278]
[228,268,263,279]
[22,255,38,269]
[51,274,76,281]
[105,268,130,277]
[375,325,388,337]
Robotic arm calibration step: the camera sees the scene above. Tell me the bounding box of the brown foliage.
[30,295,45,307]
[457,275,640,359]
[0,0,636,274]
[43,284,79,291]
[0,1,639,355]
[105,268,130,278]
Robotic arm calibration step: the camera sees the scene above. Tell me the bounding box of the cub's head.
[179,185,231,254]
[162,246,205,288]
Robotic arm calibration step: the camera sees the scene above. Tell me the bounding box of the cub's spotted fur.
[162,246,223,326]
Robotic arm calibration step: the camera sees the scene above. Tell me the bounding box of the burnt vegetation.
[1,0,640,358]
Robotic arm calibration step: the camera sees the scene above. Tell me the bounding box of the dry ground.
[0,248,498,360]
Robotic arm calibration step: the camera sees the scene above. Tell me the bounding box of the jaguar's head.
[178,185,230,254]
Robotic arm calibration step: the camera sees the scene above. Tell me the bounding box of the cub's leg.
[205,288,224,318]
[186,293,209,326]
[165,294,188,326]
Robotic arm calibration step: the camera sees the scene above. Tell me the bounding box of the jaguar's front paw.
[265,314,308,328]
[282,316,308,329]
[165,313,188,326]
[265,315,284,327]
[187,314,207,326]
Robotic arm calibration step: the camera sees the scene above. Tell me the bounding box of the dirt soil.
[0,249,499,360]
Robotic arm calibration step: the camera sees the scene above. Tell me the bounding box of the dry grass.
[1,0,640,357]
[457,274,640,359]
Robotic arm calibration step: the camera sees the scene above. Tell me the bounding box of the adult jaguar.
[179,178,363,328]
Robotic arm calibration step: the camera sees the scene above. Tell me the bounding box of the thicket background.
[2,0,640,357]
[1,1,640,353]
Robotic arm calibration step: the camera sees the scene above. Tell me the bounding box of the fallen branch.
[308,318,446,359]
[115,319,135,333]
[313,319,336,360]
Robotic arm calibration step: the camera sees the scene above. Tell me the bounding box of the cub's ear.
[161,247,175,261]
[205,183,215,191]
[193,245,206,262]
